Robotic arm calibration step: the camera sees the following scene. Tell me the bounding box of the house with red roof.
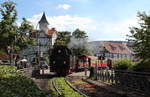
[31,12,57,45]
[22,13,57,61]
[90,41,133,60]
[100,42,133,60]
[32,12,57,56]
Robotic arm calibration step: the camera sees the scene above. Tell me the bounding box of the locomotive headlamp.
[58,50,61,53]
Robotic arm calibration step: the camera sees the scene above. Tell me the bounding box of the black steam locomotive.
[50,45,71,76]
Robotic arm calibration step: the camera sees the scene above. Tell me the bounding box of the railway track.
[51,79,62,96]
[51,77,88,97]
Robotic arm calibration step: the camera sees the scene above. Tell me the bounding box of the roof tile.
[102,42,132,54]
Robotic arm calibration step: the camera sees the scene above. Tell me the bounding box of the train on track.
[50,45,109,76]
[50,45,71,76]
[50,45,92,76]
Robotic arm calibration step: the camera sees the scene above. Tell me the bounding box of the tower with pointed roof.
[21,12,57,62]
[35,12,57,57]
[39,12,49,33]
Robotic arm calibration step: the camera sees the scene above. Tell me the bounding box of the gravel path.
[67,75,123,97]
[67,71,149,97]
[32,78,49,91]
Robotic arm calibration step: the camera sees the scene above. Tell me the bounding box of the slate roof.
[39,12,49,24]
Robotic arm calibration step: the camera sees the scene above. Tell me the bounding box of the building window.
[123,54,126,58]
[126,54,130,59]
[110,53,113,58]
[125,54,127,58]
[108,53,111,57]
[105,53,110,58]
[113,53,117,58]
[119,54,122,58]
[120,54,122,58]
[117,54,119,58]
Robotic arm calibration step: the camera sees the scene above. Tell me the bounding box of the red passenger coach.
[72,55,91,71]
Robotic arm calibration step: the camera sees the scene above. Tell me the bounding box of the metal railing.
[94,69,150,94]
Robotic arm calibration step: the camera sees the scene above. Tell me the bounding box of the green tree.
[0,1,17,50]
[129,12,150,60]
[72,29,87,39]
[15,18,35,51]
[19,18,33,34]
[0,1,35,52]
[129,12,150,72]
[54,31,71,46]
[113,58,134,70]
[70,29,90,56]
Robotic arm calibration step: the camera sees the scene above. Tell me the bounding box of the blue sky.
[1,0,150,41]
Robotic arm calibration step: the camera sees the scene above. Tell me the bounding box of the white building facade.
[22,13,57,61]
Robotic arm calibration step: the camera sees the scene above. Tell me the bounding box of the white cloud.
[27,13,139,41]
[16,22,21,27]
[27,13,96,32]
[27,13,42,29]
[57,4,71,10]
[92,17,139,41]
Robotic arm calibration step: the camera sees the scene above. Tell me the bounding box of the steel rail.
[65,77,89,97]
[51,79,62,96]
[52,77,88,97]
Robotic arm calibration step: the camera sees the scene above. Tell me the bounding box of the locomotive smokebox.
[50,45,71,76]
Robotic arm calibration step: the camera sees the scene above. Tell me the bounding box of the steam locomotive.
[50,45,71,76]
[50,45,93,76]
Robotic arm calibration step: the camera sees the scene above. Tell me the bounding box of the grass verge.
[49,77,84,97]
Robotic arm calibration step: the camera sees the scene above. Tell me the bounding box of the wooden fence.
[94,69,150,94]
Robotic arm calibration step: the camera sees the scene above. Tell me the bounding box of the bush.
[113,59,134,70]
[0,65,22,78]
[0,65,49,97]
[131,59,150,72]
[0,76,49,97]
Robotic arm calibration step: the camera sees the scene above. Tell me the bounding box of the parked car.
[39,61,48,69]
